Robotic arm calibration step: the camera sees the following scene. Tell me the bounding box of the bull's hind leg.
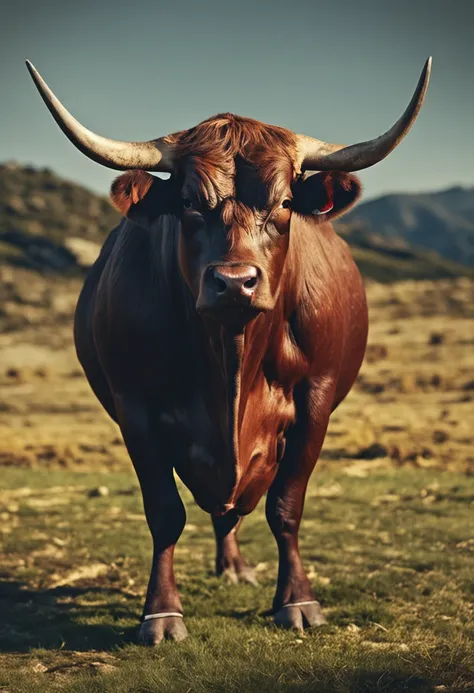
[265,385,333,631]
[212,512,258,585]
[114,396,188,645]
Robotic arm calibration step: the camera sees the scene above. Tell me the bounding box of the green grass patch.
[1,466,473,692]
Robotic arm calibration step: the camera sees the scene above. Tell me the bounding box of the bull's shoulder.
[290,221,363,309]
[99,221,124,257]
[75,222,124,315]
[286,220,367,374]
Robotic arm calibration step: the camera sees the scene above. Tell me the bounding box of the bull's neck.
[203,307,286,448]
[204,319,262,460]
[221,329,245,474]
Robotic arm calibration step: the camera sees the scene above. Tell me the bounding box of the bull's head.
[107,160,362,326]
[26,59,431,327]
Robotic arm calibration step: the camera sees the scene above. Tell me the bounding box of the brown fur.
[167,114,297,210]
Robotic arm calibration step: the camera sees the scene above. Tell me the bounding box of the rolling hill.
[343,186,474,268]
[1,161,473,282]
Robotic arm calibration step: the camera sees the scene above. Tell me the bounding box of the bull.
[27,58,431,644]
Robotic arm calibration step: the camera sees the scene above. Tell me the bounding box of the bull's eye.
[280,199,292,210]
[182,196,193,210]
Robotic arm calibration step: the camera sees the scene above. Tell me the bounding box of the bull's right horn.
[298,57,432,172]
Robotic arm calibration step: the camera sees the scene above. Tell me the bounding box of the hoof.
[222,565,258,586]
[139,616,188,645]
[273,601,326,632]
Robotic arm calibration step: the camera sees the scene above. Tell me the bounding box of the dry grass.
[1,276,473,475]
[0,274,473,691]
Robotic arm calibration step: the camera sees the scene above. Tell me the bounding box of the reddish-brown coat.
[74,113,368,640]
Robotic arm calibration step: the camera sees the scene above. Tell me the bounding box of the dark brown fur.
[74,113,368,643]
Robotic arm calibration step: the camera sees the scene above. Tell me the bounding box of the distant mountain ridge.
[1,161,473,282]
[342,185,474,267]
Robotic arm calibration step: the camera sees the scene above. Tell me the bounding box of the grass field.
[1,277,473,692]
[1,465,473,693]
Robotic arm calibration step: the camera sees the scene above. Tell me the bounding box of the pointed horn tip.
[423,57,433,79]
[25,60,37,78]
[418,57,432,99]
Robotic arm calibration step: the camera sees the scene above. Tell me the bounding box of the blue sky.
[1,0,472,201]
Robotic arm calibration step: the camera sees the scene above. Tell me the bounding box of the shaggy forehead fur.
[165,113,299,213]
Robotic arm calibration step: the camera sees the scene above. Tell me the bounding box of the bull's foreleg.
[211,512,258,585]
[265,387,332,631]
[138,471,188,645]
[114,396,188,645]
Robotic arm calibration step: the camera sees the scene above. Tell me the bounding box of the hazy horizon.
[1,0,473,202]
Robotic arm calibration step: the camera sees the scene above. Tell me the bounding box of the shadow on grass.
[0,580,440,691]
[214,607,263,620]
[344,672,434,693]
[0,580,138,652]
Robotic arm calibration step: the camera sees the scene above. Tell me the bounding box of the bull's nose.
[211,265,259,298]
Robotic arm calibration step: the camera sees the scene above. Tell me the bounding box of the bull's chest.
[157,373,295,515]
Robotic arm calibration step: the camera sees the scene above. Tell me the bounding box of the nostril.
[243,275,258,290]
[214,276,227,293]
[209,265,259,298]
[210,269,228,294]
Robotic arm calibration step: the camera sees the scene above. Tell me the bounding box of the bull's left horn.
[298,57,432,172]
[25,61,174,172]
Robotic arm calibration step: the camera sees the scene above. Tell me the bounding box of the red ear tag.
[312,201,334,215]
[312,174,334,215]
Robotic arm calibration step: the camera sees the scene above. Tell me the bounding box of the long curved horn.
[298,57,432,172]
[25,61,174,172]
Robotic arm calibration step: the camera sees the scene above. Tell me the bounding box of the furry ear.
[110,171,178,228]
[110,170,155,216]
[292,172,362,221]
